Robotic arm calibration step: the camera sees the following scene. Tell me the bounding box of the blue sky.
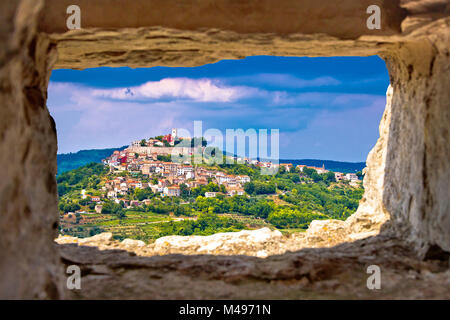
[48,56,389,162]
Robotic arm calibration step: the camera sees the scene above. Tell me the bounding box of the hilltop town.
[57,129,363,241]
[100,129,360,205]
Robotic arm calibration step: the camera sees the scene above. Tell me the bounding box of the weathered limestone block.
[0,0,62,299]
[304,220,349,247]
[55,235,79,245]
[121,238,146,248]
[382,34,450,258]
[153,227,283,255]
[345,86,393,237]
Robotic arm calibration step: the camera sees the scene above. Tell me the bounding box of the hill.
[279,159,365,173]
[57,146,127,174]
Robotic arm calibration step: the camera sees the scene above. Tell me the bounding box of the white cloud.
[47,82,185,153]
[91,78,255,102]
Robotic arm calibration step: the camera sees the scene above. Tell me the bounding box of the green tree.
[243,182,255,195]
[311,172,322,182]
[322,171,336,183]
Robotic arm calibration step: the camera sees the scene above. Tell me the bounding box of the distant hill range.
[57,146,127,174]
[279,159,365,173]
[57,146,365,175]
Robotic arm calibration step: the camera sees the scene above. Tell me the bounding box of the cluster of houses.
[100,164,251,201]
[95,130,361,208]
[101,130,253,203]
[101,131,252,205]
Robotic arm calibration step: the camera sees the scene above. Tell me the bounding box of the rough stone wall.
[39,0,406,37]
[0,0,63,299]
[39,0,408,69]
[383,32,450,257]
[0,0,448,299]
[56,233,450,299]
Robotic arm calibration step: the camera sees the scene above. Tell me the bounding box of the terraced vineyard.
[60,211,173,240]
